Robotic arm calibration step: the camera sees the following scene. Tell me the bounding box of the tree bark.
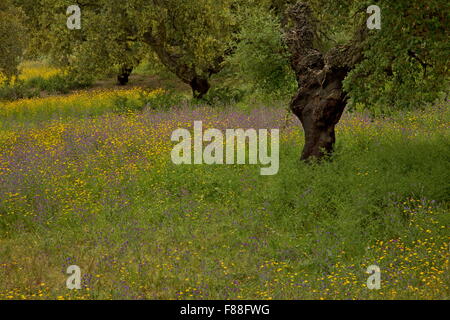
[284,2,366,161]
[117,66,133,86]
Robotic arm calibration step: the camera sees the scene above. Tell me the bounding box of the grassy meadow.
[0,63,449,300]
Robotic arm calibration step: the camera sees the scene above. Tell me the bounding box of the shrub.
[27,74,91,94]
[226,7,297,100]
[201,85,246,106]
[112,89,184,113]
[0,81,39,101]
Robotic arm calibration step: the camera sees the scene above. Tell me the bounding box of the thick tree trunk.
[284,2,366,161]
[190,76,210,99]
[117,66,133,86]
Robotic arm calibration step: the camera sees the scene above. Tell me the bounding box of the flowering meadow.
[0,85,449,300]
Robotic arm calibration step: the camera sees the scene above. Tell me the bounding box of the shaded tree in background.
[10,0,449,109]
[344,0,449,112]
[0,0,28,83]
[283,0,449,161]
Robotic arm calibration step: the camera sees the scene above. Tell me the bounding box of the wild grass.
[0,92,448,300]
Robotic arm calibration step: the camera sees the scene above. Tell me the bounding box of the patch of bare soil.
[91,74,190,93]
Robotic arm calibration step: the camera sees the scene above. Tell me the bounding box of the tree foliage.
[15,0,240,96]
[227,4,296,98]
[9,0,450,106]
[231,0,449,112]
[344,0,450,112]
[16,0,147,84]
[286,0,449,112]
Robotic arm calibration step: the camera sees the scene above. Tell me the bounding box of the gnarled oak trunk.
[284,2,366,161]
